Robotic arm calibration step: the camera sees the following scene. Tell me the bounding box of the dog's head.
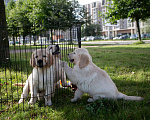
[30,45,60,68]
[46,44,61,59]
[30,49,53,68]
[46,44,60,55]
[68,48,92,69]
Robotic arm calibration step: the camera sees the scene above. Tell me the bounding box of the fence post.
[77,24,81,48]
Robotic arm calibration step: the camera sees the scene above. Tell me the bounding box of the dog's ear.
[79,54,89,69]
[30,54,36,67]
[47,53,54,67]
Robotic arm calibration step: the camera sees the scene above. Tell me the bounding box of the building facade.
[83,0,138,38]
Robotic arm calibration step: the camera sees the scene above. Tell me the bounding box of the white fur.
[62,48,143,102]
[19,67,55,106]
[18,45,67,106]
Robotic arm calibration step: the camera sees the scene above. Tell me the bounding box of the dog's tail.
[13,83,25,87]
[117,92,143,101]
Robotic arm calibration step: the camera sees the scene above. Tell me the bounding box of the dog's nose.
[38,59,43,64]
[68,53,69,56]
[37,59,43,68]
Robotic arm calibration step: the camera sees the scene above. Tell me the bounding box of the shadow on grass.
[1,79,150,119]
[51,82,149,120]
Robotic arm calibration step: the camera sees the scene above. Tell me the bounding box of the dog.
[18,45,67,106]
[61,48,143,102]
[46,45,67,88]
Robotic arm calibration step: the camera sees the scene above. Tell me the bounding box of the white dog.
[61,48,143,102]
[18,45,67,106]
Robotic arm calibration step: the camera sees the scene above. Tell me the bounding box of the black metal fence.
[0,23,81,111]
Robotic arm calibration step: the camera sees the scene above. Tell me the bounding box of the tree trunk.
[0,0,10,66]
[136,19,142,41]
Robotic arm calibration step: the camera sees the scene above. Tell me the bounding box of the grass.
[133,40,145,45]
[0,44,150,119]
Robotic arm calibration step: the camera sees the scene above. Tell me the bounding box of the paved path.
[10,40,150,53]
[9,49,35,53]
[81,40,150,45]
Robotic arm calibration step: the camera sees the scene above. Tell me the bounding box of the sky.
[78,0,96,5]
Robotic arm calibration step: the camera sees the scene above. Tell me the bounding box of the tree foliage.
[6,0,88,44]
[105,0,150,41]
[82,24,101,36]
[6,0,33,44]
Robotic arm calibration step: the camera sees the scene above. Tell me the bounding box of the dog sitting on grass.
[61,48,143,102]
[16,45,67,106]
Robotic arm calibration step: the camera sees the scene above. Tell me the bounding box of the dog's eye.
[43,55,47,57]
[35,56,38,58]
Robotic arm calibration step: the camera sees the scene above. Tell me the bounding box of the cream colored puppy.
[18,45,66,106]
[46,45,67,88]
[61,48,143,102]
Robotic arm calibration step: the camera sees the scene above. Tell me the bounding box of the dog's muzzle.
[37,59,43,68]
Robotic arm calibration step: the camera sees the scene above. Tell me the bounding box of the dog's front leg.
[71,89,84,102]
[18,79,30,104]
[61,62,75,83]
[45,86,52,106]
[37,91,45,101]
[28,85,37,105]
[60,69,67,87]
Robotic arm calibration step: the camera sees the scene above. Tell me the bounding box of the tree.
[105,0,150,41]
[6,0,33,45]
[0,0,9,66]
[81,24,101,36]
[28,0,87,44]
[6,0,87,45]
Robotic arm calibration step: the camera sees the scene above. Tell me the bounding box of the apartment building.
[84,1,102,28]
[83,0,137,38]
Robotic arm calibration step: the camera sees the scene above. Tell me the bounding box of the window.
[94,2,96,7]
[128,24,131,28]
[102,9,105,13]
[132,23,134,27]
[102,0,105,5]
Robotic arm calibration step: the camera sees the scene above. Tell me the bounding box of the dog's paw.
[18,99,23,104]
[71,98,77,102]
[45,102,52,106]
[28,99,36,105]
[87,98,94,102]
[61,61,68,67]
[45,101,52,106]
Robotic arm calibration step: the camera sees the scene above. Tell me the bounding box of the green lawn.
[0,44,150,119]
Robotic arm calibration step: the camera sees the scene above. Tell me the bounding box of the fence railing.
[0,23,81,111]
